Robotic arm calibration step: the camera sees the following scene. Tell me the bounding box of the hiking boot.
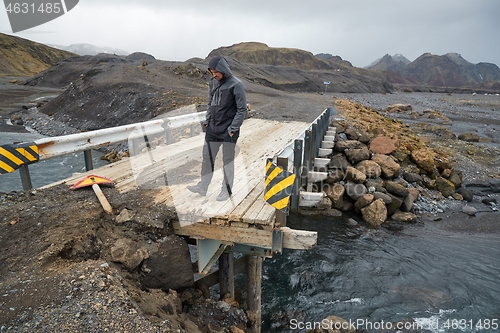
[216,191,231,201]
[187,185,207,196]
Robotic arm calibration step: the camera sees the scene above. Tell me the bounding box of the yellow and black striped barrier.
[0,142,39,175]
[264,160,296,212]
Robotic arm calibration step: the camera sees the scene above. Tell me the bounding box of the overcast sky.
[2,0,499,68]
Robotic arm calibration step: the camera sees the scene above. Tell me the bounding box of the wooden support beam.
[219,252,234,299]
[247,255,262,333]
[195,256,247,288]
[173,222,317,250]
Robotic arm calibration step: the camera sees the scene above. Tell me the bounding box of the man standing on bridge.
[187,56,247,201]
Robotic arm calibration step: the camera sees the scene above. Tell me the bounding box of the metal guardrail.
[0,111,207,190]
[272,107,335,210]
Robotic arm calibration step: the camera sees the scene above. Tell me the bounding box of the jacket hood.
[208,56,232,78]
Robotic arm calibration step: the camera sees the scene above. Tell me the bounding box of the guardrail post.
[302,130,312,190]
[19,165,33,191]
[291,139,302,210]
[276,157,288,227]
[166,127,173,145]
[84,150,93,171]
[310,123,318,166]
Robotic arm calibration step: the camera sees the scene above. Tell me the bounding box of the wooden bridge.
[1,107,336,332]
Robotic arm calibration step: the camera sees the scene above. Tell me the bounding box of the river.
[261,213,500,333]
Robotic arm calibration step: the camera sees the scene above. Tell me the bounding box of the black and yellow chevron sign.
[264,160,296,212]
[0,142,39,175]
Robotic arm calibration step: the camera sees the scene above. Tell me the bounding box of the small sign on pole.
[324,81,330,94]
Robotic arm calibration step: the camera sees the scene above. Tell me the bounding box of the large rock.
[329,154,352,171]
[386,194,403,215]
[325,169,344,184]
[403,172,423,183]
[458,133,480,142]
[345,146,371,164]
[391,211,418,223]
[345,166,366,183]
[334,140,366,152]
[448,170,463,188]
[111,238,149,271]
[457,188,473,202]
[369,136,396,154]
[356,160,382,179]
[372,154,401,179]
[325,183,345,209]
[401,193,416,212]
[410,149,435,175]
[366,179,387,193]
[436,176,456,197]
[141,236,194,291]
[344,182,367,201]
[373,191,392,204]
[385,181,409,198]
[361,198,387,227]
[354,194,374,213]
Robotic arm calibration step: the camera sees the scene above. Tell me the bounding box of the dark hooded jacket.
[206,56,247,134]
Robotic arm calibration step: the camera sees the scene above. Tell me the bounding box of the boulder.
[354,194,374,213]
[345,166,367,183]
[344,146,371,165]
[325,183,345,210]
[462,205,477,216]
[458,133,480,142]
[356,160,382,179]
[403,172,423,183]
[408,187,420,200]
[329,154,352,171]
[361,199,388,227]
[111,238,149,271]
[386,194,403,215]
[441,168,452,178]
[436,176,456,197]
[344,127,361,140]
[373,191,392,204]
[344,182,367,201]
[369,136,396,154]
[141,236,194,291]
[401,193,416,212]
[366,179,387,193]
[391,211,418,223]
[334,140,366,152]
[385,181,410,198]
[372,154,401,179]
[456,188,473,202]
[325,169,344,184]
[448,170,463,189]
[410,149,435,175]
[317,196,333,210]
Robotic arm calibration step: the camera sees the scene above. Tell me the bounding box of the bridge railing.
[271,107,335,210]
[0,111,207,190]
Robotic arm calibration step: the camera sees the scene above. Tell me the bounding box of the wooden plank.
[173,222,317,250]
